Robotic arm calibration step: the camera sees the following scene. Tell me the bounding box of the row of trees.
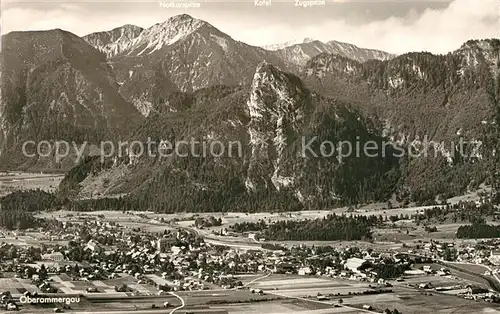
[233,214,378,241]
[0,190,63,230]
[413,200,497,224]
[456,224,500,239]
[0,190,60,212]
[0,209,38,230]
[373,263,410,279]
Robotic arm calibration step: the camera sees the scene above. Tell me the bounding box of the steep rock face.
[246,62,312,191]
[0,29,142,169]
[83,24,144,58]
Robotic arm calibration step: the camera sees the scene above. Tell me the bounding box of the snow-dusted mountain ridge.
[84,14,212,58]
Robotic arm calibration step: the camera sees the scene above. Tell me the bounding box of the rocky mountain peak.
[455,39,500,75]
[166,13,199,24]
[0,27,142,169]
[83,24,143,58]
[124,14,207,56]
[326,40,395,62]
[459,39,500,52]
[273,39,395,67]
[250,62,309,115]
[304,53,362,79]
[152,14,206,33]
[83,14,209,58]
[263,37,316,51]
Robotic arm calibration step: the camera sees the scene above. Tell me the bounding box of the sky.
[1,0,499,54]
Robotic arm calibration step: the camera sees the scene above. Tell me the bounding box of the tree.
[7,246,18,259]
[72,264,80,275]
[443,247,457,261]
[38,264,48,280]
[25,267,35,279]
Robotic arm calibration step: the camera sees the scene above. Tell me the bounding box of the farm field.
[239,273,500,314]
[247,275,376,301]
[36,210,175,233]
[0,273,167,297]
[208,299,364,314]
[370,289,500,314]
[400,273,471,286]
[251,276,368,293]
[0,172,64,197]
[447,262,492,274]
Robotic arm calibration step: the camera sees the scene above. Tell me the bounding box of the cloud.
[238,0,499,54]
[1,0,498,54]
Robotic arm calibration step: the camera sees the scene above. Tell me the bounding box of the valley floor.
[0,171,64,198]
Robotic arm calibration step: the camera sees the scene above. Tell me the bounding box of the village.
[1,210,500,313]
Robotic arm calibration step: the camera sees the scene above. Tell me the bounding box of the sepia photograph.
[0,0,500,313]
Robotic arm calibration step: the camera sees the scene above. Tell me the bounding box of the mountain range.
[1,14,499,210]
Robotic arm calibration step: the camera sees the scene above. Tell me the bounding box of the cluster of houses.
[4,213,500,308]
[403,238,500,270]
[2,220,412,297]
[0,292,18,311]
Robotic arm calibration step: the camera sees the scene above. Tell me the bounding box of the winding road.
[168,291,185,314]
